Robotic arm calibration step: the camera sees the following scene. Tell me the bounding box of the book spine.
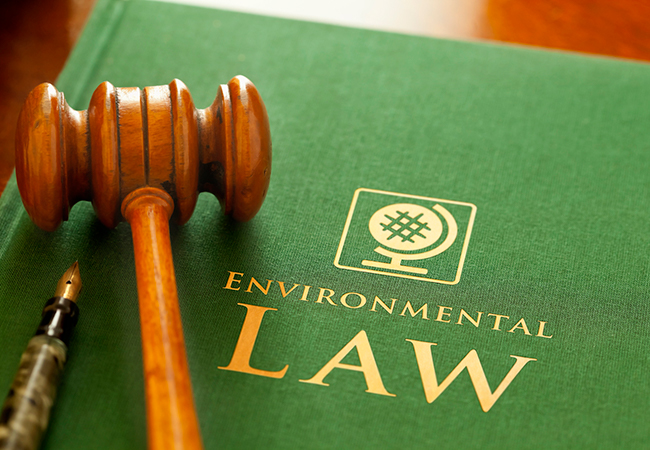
[0,176,26,260]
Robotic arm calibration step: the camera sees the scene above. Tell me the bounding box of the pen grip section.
[0,335,67,450]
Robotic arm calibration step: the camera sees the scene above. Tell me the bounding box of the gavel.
[15,76,271,449]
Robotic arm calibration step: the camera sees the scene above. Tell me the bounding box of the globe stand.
[362,247,429,275]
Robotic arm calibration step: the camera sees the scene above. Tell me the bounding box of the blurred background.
[1,0,649,194]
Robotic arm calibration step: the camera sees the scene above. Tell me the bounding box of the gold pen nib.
[54,261,82,302]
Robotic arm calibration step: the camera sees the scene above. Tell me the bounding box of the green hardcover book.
[1,0,649,448]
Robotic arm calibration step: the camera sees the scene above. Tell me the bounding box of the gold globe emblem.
[368,203,443,252]
[362,202,458,275]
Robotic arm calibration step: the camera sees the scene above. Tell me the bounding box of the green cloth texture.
[1,0,650,448]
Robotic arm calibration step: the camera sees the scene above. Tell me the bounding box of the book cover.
[0,0,649,448]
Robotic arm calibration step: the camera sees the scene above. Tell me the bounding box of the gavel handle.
[122,187,203,450]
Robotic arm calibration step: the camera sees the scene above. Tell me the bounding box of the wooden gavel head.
[15,76,271,231]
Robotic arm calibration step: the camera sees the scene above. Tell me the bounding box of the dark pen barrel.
[35,297,79,347]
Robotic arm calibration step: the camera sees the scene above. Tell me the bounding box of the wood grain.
[15,78,271,229]
[198,76,272,222]
[483,0,650,61]
[122,187,203,450]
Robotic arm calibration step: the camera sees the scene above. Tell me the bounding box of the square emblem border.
[334,188,478,284]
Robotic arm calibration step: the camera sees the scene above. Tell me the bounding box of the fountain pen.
[0,262,82,450]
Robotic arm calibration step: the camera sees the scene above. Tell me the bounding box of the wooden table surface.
[1,0,649,197]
